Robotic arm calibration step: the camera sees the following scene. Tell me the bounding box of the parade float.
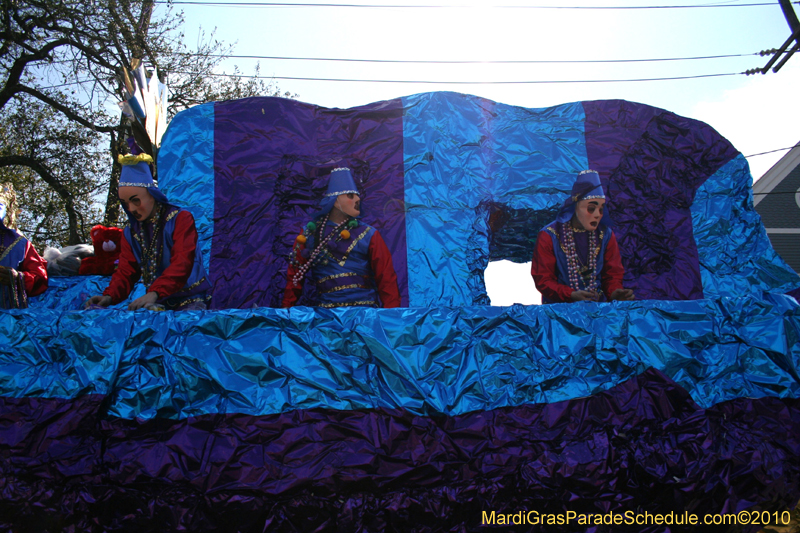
[2,92,799,531]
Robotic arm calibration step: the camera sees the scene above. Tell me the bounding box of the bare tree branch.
[17,85,116,132]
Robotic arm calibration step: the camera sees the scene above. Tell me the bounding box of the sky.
[171,0,800,305]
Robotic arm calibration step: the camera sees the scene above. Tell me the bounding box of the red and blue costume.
[531,170,625,303]
[282,167,400,308]
[532,223,624,303]
[0,227,48,309]
[102,160,211,310]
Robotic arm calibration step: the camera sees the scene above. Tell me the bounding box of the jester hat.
[555,170,609,224]
[314,167,360,218]
[117,154,170,214]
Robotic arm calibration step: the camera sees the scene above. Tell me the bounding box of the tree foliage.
[0,96,106,247]
[0,0,295,250]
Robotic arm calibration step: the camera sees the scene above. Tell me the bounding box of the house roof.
[753,140,800,207]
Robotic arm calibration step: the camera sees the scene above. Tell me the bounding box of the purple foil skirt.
[2,370,798,532]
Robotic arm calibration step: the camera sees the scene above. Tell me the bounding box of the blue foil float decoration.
[3,92,800,531]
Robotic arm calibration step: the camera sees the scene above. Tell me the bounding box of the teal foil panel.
[2,293,799,419]
[401,92,587,307]
[692,154,800,297]
[157,102,215,274]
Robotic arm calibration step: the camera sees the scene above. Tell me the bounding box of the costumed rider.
[85,154,212,311]
[0,183,48,309]
[531,169,634,303]
[282,167,401,308]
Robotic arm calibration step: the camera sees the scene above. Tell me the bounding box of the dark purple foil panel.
[211,97,407,309]
[583,99,662,176]
[788,287,800,303]
[0,395,105,532]
[2,371,799,531]
[583,101,739,300]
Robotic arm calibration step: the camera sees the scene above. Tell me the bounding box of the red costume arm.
[531,231,574,303]
[20,240,48,297]
[103,211,199,304]
[368,230,401,308]
[103,234,141,304]
[147,211,198,299]
[600,232,625,299]
[281,245,306,308]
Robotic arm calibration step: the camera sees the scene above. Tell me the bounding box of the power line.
[157,1,792,9]
[746,144,800,158]
[184,51,762,64]
[41,67,747,89]
[171,70,742,83]
[33,48,777,67]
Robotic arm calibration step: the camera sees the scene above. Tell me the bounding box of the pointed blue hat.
[117,154,170,210]
[315,167,359,217]
[118,161,155,188]
[556,170,608,223]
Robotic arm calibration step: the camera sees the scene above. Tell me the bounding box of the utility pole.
[747,0,800,75]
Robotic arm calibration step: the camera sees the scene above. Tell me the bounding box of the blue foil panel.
[692,154,800,297]
[157,102,215,274]
[2,294,799,419]
[0,310,124,398]
[402,92,587,307]
[27,276,145,311]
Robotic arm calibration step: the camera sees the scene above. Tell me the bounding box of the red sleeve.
[531,231,574,303]
[368,230,401,308]
[20,241,48,297]
[147,210,198,299]
[281,244,306,308]
[600,232,625,299]
[103,233,141,304]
